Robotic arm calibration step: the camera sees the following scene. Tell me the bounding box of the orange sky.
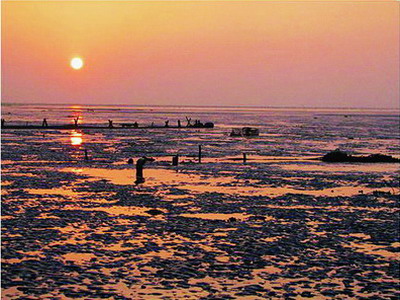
[2,0,399,108]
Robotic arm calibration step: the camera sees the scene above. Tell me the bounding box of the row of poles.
[82,145,249,164]
[80,145,249,185]
[169,145,247,165]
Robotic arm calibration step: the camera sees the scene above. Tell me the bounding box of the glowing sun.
[70,57,84,70]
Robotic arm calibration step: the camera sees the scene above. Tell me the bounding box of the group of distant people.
[116,120,139,128]
[163,117,204,128]
[42,117,78,127]
[1,116,208,129]
[1,118,50,127]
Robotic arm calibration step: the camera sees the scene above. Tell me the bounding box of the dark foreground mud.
[1,127,399,299]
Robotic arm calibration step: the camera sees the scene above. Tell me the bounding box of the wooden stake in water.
[84,149,89,161]
[135,157,155,184]
[243,152,247,163]
[172,155,179,166]
[198,145,202,163]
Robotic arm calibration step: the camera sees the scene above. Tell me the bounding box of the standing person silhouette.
[42,118,48,127]
[185,117,192,127]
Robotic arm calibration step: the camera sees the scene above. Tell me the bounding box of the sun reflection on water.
[70,131,83,146]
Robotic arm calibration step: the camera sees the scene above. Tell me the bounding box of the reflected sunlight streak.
[70,130,83,146]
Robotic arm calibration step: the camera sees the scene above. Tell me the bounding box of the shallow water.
[1,104,399,299]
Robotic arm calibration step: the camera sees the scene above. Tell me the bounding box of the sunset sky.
[2,0,399,108]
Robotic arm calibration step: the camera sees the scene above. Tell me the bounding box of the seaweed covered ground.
[1,109,400,299]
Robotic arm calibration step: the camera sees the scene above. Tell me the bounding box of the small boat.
[121,122,139,128]
[230,127,259,137]
[189,122,214,128]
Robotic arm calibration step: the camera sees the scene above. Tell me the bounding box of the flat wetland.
[1,105,399,299]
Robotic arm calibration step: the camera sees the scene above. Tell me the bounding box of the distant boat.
[230,127,259,137]
[189,122,214,128]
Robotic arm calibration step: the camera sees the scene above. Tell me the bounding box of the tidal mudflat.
[1,108,400,299]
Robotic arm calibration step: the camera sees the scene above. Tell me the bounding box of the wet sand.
[1,125,400,299]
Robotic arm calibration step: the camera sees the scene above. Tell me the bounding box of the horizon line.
[2,0,397,2]
[1,102,399,110]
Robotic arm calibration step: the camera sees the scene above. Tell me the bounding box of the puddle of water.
[343,242,399,260]
[253,265,282,274]
[215,256,230,263]
[2,172,39,177]
[63,167,397,198]
[1,287,26,299]
[64,167,247,188]
[262,237,282,243]
[180,213,251,221]
[104,281,210,300]
[181,184,396,197]
[224,155,319,163]
[62,253,96,263]
[263,204,397,212]
[281,163,400,173]
[27,187,77,197]
[274,186,396,197]
[63,205,167,217]
[64,167,136,185]
[348,233,371,240]
[2,257,40,264]
[37,213,61,219]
